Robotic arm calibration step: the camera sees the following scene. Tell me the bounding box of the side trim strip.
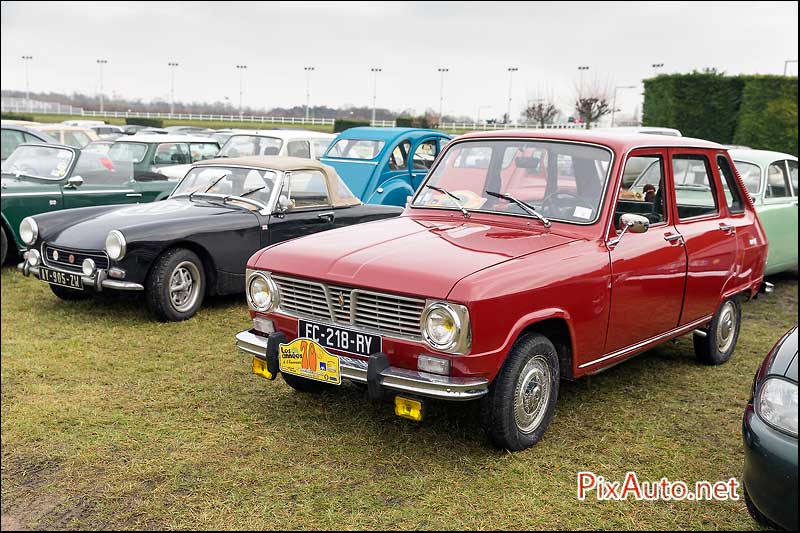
[0,192,62,197]
[63,189,136,195]
[578,315,713,369]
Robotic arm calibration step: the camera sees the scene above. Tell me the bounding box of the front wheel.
[693,297,741,365]
[145,248,206,322]
[480,333,560,451]
[49,283,91,301]
[0,225,8,265]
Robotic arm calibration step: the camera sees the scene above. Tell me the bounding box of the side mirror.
[66,175,84,188]
[608,213,649,248]
[276,194,295,213]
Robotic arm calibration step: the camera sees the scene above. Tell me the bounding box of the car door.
[670,149,738,325]
[268,170,335,244]
[604,149,688,353]
[409,137,442,191]
[61,151,142,209]
[758,159,797,272]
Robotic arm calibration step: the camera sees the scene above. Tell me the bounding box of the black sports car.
[18,156,403,321]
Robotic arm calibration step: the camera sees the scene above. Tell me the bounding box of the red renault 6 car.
[235,130,769,451]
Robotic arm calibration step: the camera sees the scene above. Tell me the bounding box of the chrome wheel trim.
[169,261,201,313]
[716,301,736,353]
[513,355,552,434]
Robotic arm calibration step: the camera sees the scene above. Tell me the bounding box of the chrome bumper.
[17,262,144,291]
[235,329,489,401]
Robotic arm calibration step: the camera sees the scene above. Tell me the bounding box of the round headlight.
[247,273,278,312]
[422,302,461,351]
[757,378,798,437]
[26,249,40,267]
[20,217,38,246]
[105,230,126,261]
[82,258,96,276]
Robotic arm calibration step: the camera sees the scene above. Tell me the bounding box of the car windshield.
[219,135,283,157]
[171,165,278,208]
[733,161,762,194]
[325,139,385,160]
[108,142,148,163]
[412,140,612,224]
[1,145,75,180]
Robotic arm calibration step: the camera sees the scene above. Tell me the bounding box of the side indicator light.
[394,396,424,422]
[252,357,274,380]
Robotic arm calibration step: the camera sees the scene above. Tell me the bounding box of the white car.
[157,129,336,180]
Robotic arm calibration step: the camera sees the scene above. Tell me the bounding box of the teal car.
[630,149,798,275]
[1,143,176,264]
[320,127,451,206]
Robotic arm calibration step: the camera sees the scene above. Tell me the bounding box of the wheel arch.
[147,240,219,296]
[512,313,576,380]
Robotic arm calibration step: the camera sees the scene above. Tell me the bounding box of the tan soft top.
[194,155,360,208]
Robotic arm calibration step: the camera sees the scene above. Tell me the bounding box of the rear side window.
[189,143,219,162]
[287,140,311,158]
[1,129,25,159]
[765,162,791,199]
[280,170,330,208]
[717,156,744,213]
[787,160,797,197]
[672,154,718,220]
[154,143,190,165]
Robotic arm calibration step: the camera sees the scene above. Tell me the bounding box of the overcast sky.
[1,1,797,121]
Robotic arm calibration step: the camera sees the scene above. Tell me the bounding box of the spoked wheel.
[145,248,206,322]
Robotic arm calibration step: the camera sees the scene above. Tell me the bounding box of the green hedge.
[643,72,797,154]
[395,116,435,128]
[734,76,798,156]
[333,119,370,133]
[125,117,163,128]
[1,113,36,122]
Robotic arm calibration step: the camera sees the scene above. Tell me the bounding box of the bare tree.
[524,101,559,127]
[574,79,612,129]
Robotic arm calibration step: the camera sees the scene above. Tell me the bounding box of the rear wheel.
[480,333,560,451]
[693,297,741,365]
[49,284,90,301]
[281,372,331,393]
[1,225,8,265]
[145,248,205,322]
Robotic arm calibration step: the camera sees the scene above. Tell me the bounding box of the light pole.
[437,67,449,124]
[651,62,664,76]
[577,65,589,89]
[784,60,798,76]
[506,67,518,124]
[370,67,382,125]
[476,105,491,125]
[21,55,33,112]
[611,85,636,127]
[167,62,179,115]
[96,59,108,113]
[304,66,315,120]
[236,64,247,118]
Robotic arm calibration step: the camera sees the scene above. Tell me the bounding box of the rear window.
[109,142,148,163]
[325,139,385,160]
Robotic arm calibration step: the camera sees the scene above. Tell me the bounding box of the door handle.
[664,233,683,244]
[719,223,736,235]
[126,193,143,198]
[317,212,335,222]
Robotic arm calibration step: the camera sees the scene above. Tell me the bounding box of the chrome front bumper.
[17,262,144,291]
[235,329,489,401]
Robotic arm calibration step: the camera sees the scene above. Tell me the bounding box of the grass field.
[1,265,796,530]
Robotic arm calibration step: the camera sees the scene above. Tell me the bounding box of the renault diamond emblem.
[337,292,345,309]
[53,250,59,261]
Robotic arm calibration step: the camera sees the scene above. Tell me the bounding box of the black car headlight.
[246,269,279,312]
[19,217,38,246]
[421,301,471,354]
[756,377,798,437]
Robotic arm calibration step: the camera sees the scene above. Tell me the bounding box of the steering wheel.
[540,191,594,219]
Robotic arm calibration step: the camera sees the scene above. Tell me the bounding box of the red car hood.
[254,215,579,299]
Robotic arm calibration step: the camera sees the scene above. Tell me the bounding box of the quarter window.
[280,170,330,208]
[616,155,668,227]
[765,162,791,199]
[673,155,718,220]
[717,156,745,213]
[312,139,332,160]
[287,140,311,158]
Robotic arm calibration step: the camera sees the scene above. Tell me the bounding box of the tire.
[145,248,206,322]
[0,225,7,265]
[281,372,331,394]
[693,297,741,365]
[744,489,777,528]
[49,283,91,301]
[480,333,560,451]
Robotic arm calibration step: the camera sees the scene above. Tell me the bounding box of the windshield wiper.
[238,186,266,198]
[425,185,470,219]
[485,190,551,227]
[189,173,228,201]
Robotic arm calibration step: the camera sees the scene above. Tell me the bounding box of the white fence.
[440,121,585,131]
[1,97,84,116]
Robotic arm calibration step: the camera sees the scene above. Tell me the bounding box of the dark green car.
[1,143,176,264]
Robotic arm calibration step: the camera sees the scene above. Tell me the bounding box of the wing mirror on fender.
[65,175,84,188]
[608,213,649,248]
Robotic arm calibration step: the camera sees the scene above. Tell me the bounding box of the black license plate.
[40,267,83,290]
[298,319,381,357]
